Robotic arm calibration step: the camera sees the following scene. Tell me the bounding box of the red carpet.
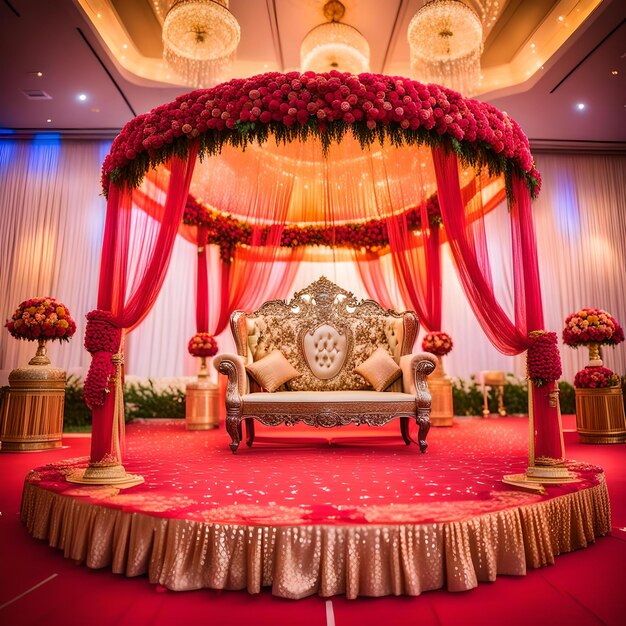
[1,417,625,625]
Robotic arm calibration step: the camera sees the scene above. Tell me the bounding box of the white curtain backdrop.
[1,138,624,384]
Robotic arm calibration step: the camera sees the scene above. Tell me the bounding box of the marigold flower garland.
[562,308,624,347]
[188,332,218,357]
[183,195,441,261]
[574,366,620,389]
[5,297,76,342]
[526,331,562,387]
[83,310,122,410]
[422,331,453,356]
[101,71,540,199]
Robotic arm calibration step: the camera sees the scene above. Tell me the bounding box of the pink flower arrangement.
[188,333,218,358]
[422,331,453,356]
[562,308,624,347]
[101,71,539,199]
[526,331,562,387]
[5,297,76,342]
[574,366,620,389]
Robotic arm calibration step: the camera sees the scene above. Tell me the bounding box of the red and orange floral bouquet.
[5,297,76,342]
[421,331,453,357]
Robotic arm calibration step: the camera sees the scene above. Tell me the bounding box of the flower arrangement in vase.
[422,331,453,356]
[562,308,624,366]
[5,297,77,365]
[188,332,218,379]
[574,366,620,389]
[422,331,453,378]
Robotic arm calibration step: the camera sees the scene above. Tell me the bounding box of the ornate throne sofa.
[214,277,437,453]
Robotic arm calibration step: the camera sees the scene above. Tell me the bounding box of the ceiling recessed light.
[36,71,43,77]
[611,69,618,75]
[558,15,564,22]
[122,44,128,49]
[78,93,87,101]
[576,103,585,111]
[46,119,52,123]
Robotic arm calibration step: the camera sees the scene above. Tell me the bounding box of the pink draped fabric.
[352,250,397,310]
[90,147,199,464]
[387,214,442,332]
[431,146,563,461]
[228,244,304,314]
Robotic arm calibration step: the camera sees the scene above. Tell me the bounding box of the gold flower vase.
[587,342,603,367]
[428,356,454,427]
[0,339,66,451]
[185,356,219,430]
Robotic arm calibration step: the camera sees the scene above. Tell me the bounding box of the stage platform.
[19,417,610,599]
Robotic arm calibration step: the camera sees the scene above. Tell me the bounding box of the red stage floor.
[16,416,612,601]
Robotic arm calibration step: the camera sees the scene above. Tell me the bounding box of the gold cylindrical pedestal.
[0,364,66,451]
[429,359,454,427]
[185,379,219,430]
[575,386,626,444]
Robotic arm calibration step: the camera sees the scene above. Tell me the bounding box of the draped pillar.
[432,145,563,461]
[85,146,199,470]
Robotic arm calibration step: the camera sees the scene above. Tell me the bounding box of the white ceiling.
[0,0,624,147]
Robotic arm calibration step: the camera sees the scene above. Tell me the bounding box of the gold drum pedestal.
[0,364,66,451]
[429,359,454,427]
[575,386,626,444]
[185,379,220,430]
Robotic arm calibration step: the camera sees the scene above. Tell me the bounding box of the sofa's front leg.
[216,358,244,454]
[416,410,431,453]
[226,410,242,453]
[413,357,436,453]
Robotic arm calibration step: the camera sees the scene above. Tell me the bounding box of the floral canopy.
[85,71,561,482]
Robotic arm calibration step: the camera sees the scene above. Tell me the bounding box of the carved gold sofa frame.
[214,278,437,453]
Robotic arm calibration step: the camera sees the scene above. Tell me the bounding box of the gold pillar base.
[186,378,220,431]
[0,361,66,452]
[575,386,626,444]
[67,463,144,488]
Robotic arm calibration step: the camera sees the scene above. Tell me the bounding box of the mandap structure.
[20,71,611,598]
[81,70,561,483]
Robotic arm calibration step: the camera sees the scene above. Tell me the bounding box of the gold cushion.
[245,349,301,393]
[354,347,402,392]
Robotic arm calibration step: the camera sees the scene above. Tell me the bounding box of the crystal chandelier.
[162,0,240,88]
[300,0,370,74]
[408,0,483,96]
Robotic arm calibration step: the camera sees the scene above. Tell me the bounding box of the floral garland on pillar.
[526,331,562,387]
[83,310,122,409]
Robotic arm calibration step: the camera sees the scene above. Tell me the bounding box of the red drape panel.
[387,215,442,332]
[196,227,209,333]
[432,145,563,460]
[352,250,397,310]
[90,146,199,464]
[228,245,304,314]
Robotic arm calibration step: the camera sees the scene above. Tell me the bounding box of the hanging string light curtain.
[408,0,483,96]
[161,0,240,88]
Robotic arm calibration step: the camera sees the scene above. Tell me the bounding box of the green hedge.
[451,374,576,416]
[62,376,186,431]
[58,374,580,432]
